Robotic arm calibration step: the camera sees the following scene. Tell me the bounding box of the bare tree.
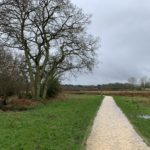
[140,76,149,89]
[0,0,99,99]
[0,47,25,104]
[128,77,137,86]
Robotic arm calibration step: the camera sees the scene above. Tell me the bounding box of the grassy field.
[114,96,150,145]
[0,94,102,150]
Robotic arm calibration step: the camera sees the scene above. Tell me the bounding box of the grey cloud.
[63,0,150,85]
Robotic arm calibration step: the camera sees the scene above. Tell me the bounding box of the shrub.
[46,78,61,98]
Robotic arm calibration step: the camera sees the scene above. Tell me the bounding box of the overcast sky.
[63,0,150,85]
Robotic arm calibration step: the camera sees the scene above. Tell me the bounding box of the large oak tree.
[0,0,99,99]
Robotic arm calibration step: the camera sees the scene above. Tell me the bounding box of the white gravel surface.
[86,96,150,150]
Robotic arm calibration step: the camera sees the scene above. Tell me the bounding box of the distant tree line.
[97,83,140,91]
[63,79,150,91]
[62,83,139,91]
[62,84,98,91]
[128,76,150,90]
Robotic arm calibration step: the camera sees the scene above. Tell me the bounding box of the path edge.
[113,96,150,147]
[80,96,104,150]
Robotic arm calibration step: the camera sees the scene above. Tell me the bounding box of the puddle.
[139,115,150,119]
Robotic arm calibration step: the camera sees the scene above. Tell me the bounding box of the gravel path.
[86,96,150,150]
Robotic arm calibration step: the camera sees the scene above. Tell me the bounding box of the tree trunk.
[34,67,42,99]
[41,74,53,99]
[42,82,48,99]
[24,51,35,99]
[35,81,41,100]
[3,95,7,105]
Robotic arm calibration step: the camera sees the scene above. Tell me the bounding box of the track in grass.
[87,96,150,150]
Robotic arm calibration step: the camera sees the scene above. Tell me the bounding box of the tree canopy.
[0,0,99,99]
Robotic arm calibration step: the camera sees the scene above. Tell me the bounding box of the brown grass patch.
[63,90,150,97]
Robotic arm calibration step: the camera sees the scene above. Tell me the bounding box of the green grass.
[114,96,150,145]
[0,94,103,150]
